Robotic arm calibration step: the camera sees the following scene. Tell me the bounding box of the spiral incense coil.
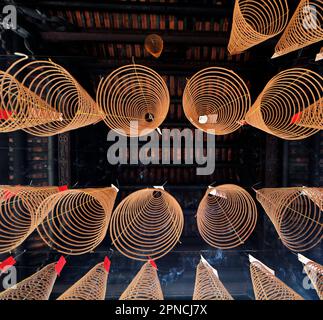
[182,67,251,135]
[110,188,183,261]
[0,262,57,300]
[273,0,323,58]
[57,262,108,300]
[0,186,59,254]
[302,187,323,210]
[250,261,304,300]
[196,185,258,249]
[193,258,233,300]
[96,64,170,137]
[1,57,101,136]
[0,71,63,133]
[144,34,164,58]
[245,68,322,140]
[228,0,289,55]
[296,97,323,130]
[303,260,323,299]
[119,262,164,300]
[37,187,117,255]
[256,187,322,252]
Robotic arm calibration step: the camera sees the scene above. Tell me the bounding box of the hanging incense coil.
[96,64,170,137]
[302,187,323,210]
[37,187,117,255]
[57,262,108,300]
[144,34,164,58]
[196,185,258,249]
[273,0,323,58]
[250,261,304,300]
[110,188,184,261]
[255,187,322,252]
[0,262,57,300]
[0,186,59,254]
[228,0,289,55]
[0,71,63,133]
[1,57,101,136]
[245,68,322,140]
[119,262,164,300]
[193,258,233,300]
[295,97,323,130]
[302,260,323,299]
[182,67,251,135]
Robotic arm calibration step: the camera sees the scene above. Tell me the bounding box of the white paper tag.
[208,188,227,199]
[315,52,323,61]
[198,114,218,124]
[200,255,218,278]
[298,254,311,265]
[153,186,164,190]
[198,115,208,124]
[111,184,119,192]
[249,255,275,275]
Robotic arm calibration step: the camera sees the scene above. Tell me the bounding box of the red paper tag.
[291,112,302,124]
[148,257,158,270]
[58,185,68,192]
[104,256,111,273]
[0,256,16,272]
[0,109,12,120]
[55,256,66,276]
[4,190,16,200]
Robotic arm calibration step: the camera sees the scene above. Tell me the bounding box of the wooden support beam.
[40,31,229,46]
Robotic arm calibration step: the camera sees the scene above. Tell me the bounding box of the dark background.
[0,0,322,300]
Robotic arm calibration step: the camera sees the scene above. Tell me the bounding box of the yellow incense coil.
[193,259,233,300]
[1,57,101,136]
[302,187,323,210]
[197,185,258,249]
[37,187,117,255]
[245,68,322,140]
[0,71,62,132]
[296,97,323,130]
[57,262,108,300]
[273,0,323,58]
[256,187,322,252]
[110,188,184,261]
[0,262,57,300]
[0,186,59,254]
[250,261,304,300]
[183,67,251,135]
[96,64,170,137]
[228,0,289,55]
[303,260,323,300]
[119,262,164,300]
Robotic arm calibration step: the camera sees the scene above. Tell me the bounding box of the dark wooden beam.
[40,30,229,46]
[17,1,231,17]
[77,59,251,74]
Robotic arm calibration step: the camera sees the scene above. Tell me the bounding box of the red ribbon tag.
[104,256,111,273]
[58,185,68,192]
[55,256,66,276]
[4,190,16,200]
[0,109,12,120]
[148,257,158,270]
[291,112,302,124]
[0,256,16,272]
